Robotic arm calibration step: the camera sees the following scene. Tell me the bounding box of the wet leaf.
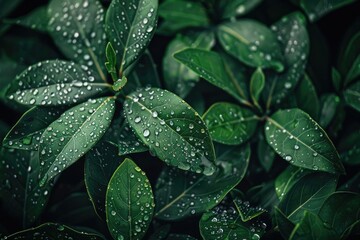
[294,74,319,120]
[232,193,266,222]
[124,87,216,175]
[217,20,284,71]
[265,108,345,174]
[48,0,107,80]
[106,158,154,240]
[5,6,48,32]
[319,94,341,128]
[249,68,265,109]
[39,97,115,184]
[344,80,360,112]
[6,60,111,106]
[105,0,158,75]
[218,0,263,19]
[203,102,258,145]
[155,144,250,220]
[84,141,123,219]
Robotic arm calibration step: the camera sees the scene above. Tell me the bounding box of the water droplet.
[285,155,292,161]
[143,129,150,137]
[111,210,116,216]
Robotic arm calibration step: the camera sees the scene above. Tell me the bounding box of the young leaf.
[6,60,111,106]
[275,207,295,240]
[0,148,52,227]
[48,0,107,80]
[203,102,258,145]
[265,108,345,174]
[155,144,250,220]
[5,6,48,32]
[105,0,158,75]
[217,20,284,71]
[39,97,115,185]
[345,55,360,85]
[319,94,341,128]
[278,172,337,223]
[106,158,154,240]
[84,141,123,219]
[105,42,117,81]
[3,107,63,151]
[124,88,216,175]
[275,166,310,200]
[218,0,263,19]
[112,75,128,91]
[249,68,265,109]
[339,29,360,85]
[344,80,360,112]
[3,223,104,240]
[319,191,360,239]
[332,67,342,92]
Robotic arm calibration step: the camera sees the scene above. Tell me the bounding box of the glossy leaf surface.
[218,0,263,19]
[344,81,360,112]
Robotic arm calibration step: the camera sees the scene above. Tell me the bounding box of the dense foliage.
[0,0,360,239]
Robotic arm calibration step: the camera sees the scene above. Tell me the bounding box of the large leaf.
[218,0,263,19]
[203,102,258,145]
[275,166,310,200]
[344,80,360,112]
[39,97,115,185]
[84,141,123,219]
[232,193,266,222]
[217,20,284,71]
[265,108,345,174]
[319,192,360,238]
[3,223,104,240]
[105,0,158,75]
[3,107,63,151]
[5,6,48,32]
[124,87,216,175]
[278,172,337,223]
[155,144,250,220]
[6,60,110,106]
[48,0,107,80]
[174,49,250,105]
[0,148,52,227]
[106,158,154,240]
[294,74,319,120]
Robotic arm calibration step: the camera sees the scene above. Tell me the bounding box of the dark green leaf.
[218,0,263,19]
[319,94,341,128]
[48,0,107,80]
[332,67,342,92]
[105,0,158,75]
[3,223,104,240]
[0,0,23,18]
[3,107,63,151]
[339,172,360,193]
[203,102,258,145]
[0,148,52,227]
[85,141,123,219]
[245,181,279,210]
[275,207,295,240]
[0,55,25,99]
[149,224,171,240]
[232,195,266,222]
[339,29,360,85]
[155,144,250,220]
[217,20,284,71]
[249,68,265,109]
[319,191,360,239]
[106,158,154,240]
[344,81,360,112]
[339,128,360,165]
[278,172,337,223]
[6,60,111,106]
[275,166,310,200]
[265,108,345,174]
[346,55,360,85]
[5,6,48,32]
[39,97,115,185]
[124,88,216,175]
[105,42,117,81]
[166,234,198,240]
[257,132,275,172]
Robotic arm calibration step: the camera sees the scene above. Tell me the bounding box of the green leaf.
[203,102,258,145]
[85,141,123,219]
[275,207,295,240]
[112,75,128,91]
[166,234,198,240]
[319,94,341,128]
[3,223,104,240]
[344,80,360,112]
[48,0,107,81]
[218,0,263,19]
[0,148,52,227]
[155,144,250,220]
[149,224,171,240]
[265,108,345,174]
[105,0,158,75]
[6,60,111,106]
[39,97,115,184]
[339,172,360,192]
[275,166,310,200]
[3,107,63,150]
[266,12,309,106]
[346,55,360,84]
[0,0,23,19]
[106,158,154,240]
[338,129,360,165]
[249,68,265,109]
[278,172,337,223]
[339,29,360,85]
[163,30,215,98]
[124,88,216,175]
[319,191,360,239]
[232,194,266,222]
[105,42,117,81]
[5,6,48,32]
[257,132,275,172]
[289,211,337,240]
[332,67,342,92]
[246,181,279,210]
[174,48,249,105]
[217,20,284,71]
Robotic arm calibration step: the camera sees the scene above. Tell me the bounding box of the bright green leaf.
[112,75,128,91]
[250,68,265,109]
[344,80,360,112]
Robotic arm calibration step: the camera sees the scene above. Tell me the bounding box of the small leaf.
[124,88,216,175]
[319,191,360,239]
[339,29,360,85]
[155,144,250,220]
[275,207,295,240]
[265,108,345,174]
[278,172,337,223]
[203,102,258,145]
[105,42,117,81]
[218,0,263,19]
[217,20,284,71]
[332,67,342,92]
[3,107,63,150]
[3,223,104,240]
[106,158,154,240]
[48,0,107,80]
[6,60,110,106]
[39,97,115,184]
[275,166,310,200]
[112,75,128,91]
[249,68,265,109]
[319,94,341,128]
[344,80,360,112]
[5,6,48,32]
[105,0,158,75]
[84,141,123,219]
